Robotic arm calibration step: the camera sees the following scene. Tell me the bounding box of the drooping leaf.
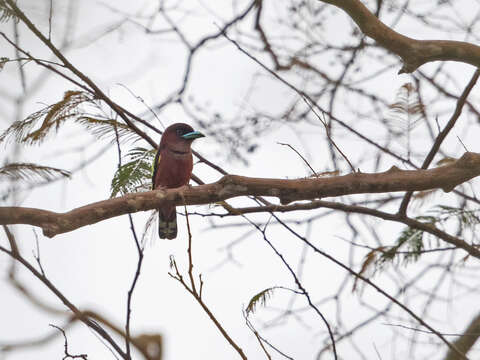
[376,205,479,267]
[0,162,71,183]
[246,287,276,316]
[352,247,385,292]
[381,225,425,265]
[387,83,425,159]
[76,117,139,144]
[0,1,17,23]
[141,210,158,248]
[400,226,424,263]
[110,147,156,197]
[432,205,480,231]
[0,90,93,145]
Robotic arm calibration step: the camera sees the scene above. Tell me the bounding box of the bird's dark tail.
[158,205,177,240]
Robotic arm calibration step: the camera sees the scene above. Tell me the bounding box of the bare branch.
[444,313,480,360]
[49,324,88,360]
[168,218,247,360]
[0,228,127,359]
[319,0,480,73]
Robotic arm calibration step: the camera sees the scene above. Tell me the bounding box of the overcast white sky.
[1,1,480,359]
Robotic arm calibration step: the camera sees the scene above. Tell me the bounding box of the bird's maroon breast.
[154,152,193,189]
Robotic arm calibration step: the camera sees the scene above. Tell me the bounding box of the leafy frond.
[76,117,139,144]
[110,147,156,197]
[0,91,93,145]
[380,215,436,265]
[388,83,425,159]
[380,205,479,265]
[246,287,276,316]
[431,205,480,232]
[0,162,71,182]
[398,226,424,263]
[0,1,18,23]
[389,83,424,118]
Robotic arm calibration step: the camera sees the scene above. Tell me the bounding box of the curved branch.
[319,0,480,73]
[1,152,479,238]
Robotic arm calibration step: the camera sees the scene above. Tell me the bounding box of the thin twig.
[268,213,468,360]
[221,30,355,173]
[383,322,480,337]
[112,113,144,359]
[184,205,197,294]
[125,214,143,359]
[246,217,339,360]
[48,0,53,40]
[0,234,127,358]
[49,324,88,360]
[168,220,247,359]
[278,142,318,177]
[32,229,45,276]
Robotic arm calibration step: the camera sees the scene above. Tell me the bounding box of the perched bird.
[152,123,205,239]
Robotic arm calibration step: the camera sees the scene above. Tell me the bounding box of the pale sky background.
[1,1,480,359]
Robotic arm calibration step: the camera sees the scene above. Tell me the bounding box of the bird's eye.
[176,129,183,136]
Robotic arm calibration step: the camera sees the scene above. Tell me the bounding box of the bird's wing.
[152,150,161,189]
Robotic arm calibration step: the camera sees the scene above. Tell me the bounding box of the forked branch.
[319,0,480,72]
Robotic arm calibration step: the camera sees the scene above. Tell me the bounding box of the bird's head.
[160,123,205,153]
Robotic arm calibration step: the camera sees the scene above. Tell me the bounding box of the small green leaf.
[246,287,276,316]
[110,147,156,197]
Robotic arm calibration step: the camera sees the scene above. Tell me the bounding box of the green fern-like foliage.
[432,205,480,232]
[0,1,17,23]
[0,162,70,182]
[110,147,156,198]
[380,214,435,265]
[380,205,479,265]
[246,287,276,316]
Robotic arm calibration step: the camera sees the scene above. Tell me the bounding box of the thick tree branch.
[1,152,479,238]
[444,313,480,360]
[319,0,480,73]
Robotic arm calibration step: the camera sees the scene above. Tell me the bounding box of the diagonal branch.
[444,313,480,360]
[319,0,480,73]
[398,68,480,215]
[1,152,480,238]
[0,228,128,359]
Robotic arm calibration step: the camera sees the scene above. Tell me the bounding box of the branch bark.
[444,313,480,360]
[1,152,479,238]
[319,0,480,73]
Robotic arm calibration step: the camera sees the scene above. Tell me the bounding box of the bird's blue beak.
[181,131,205,140]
